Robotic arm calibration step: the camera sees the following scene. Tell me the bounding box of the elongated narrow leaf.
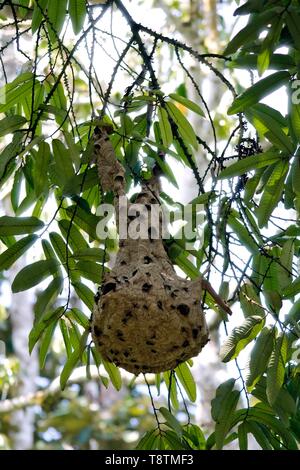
[220,316,264,362]
[136,430,158,450]
[158,107,173,148]
[165,101,198,150]
[102,359,122,391]
[39,319,58,368]
[283,275,300,298]
[66,205,98,240]
[29,306,64,353]
[52,139,75,187]
[257,160,289,228]
[0,73,34,113]
[72,247,106,263]
[60,328,89,389]
[228,72,290,115]
[0,133,23,182]
[0,216,44,235]
[169,93,205,117]
[239,283,265,318]
[32,142,51,198]
[32,0,48,33]
[159,407,182,437]
[34,276,63,321]
[76,260,103,283]
[266,332,288,406]
[12,259,59,293]
[0,115,27,137]
[285,10,300,51]
[47,0,67,42]
[49,232,78,281]
[69,0,86,34]
[246,326,274,391]
[277,239,294,290]
[58,219,89,252]
[224,8,281,55]
[175,362,197,402]
[163,371,179,409]
[0,234,37,271]
[73,281,94,310]
[238,423,248,450]
[227,213,258,255]
[211,379,240,449]
[246,105,294,153]
[218,150,281,179]
[67,308,90,330]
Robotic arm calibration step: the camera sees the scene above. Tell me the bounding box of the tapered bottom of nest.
[91,286,209,375]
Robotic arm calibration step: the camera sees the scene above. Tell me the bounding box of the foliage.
[0,0,300,450]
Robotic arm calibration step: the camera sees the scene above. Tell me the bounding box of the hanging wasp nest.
[91,126,231,375]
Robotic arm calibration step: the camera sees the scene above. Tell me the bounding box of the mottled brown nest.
[91,126,230,375]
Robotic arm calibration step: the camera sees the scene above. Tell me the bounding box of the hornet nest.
[91,125,231,375]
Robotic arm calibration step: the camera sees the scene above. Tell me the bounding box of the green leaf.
[12,259,59,293]
[0,72,34,113]
[0,234,37,271]
[34,276,63,321]
[0,216,44,236]
[159,407,182,437]
[68,0,86,34]
[29,306,64,353]
[290,103,300,143]
[67,308,90,330]
[169,93,205,117]
[227,213,258,255]
[58,219,89,252]
[175,362,197,402]
[228,71,290,115]
[220,316,264,362]
[246,326,274,391]
[0,134,23,183]
[51,139,75,187]
[282,276,300,298]
[136,430,158,450]
[76,260,103,283]
[63,167,98,197]
[102,359,122,391]
[266,332,288,406]
[256,160,289,228]
[0,115,27,137]
[238,422,248,450]
[163,430,189,450]
[32,0,48,33]
[60,328,89,390]
[39,319,58,368]
[224,8,282,55]
[285,9,300,51]
[246,105,294,153]
[229,54,295,70]
[73,281,94,310]
[163,372,179,410]
[158,107,173,148]
[32,142,51,198]
[218,150,281,179]
[49,232,77,280]
[165,101,198,150]
[66,205,98,240]
[211,379,240,450]
[246,421,272,450]
[72,247,106,263]
[47,0,67,42]
[277,239,294,290]
[239,283,265,318]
